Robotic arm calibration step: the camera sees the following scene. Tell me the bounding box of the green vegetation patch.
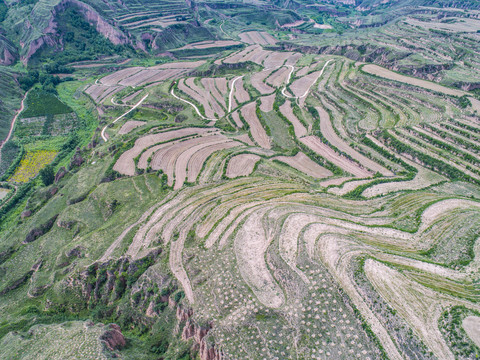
[21,90,72,118]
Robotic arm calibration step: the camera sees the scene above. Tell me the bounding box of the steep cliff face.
[17,0,127,64]
[56,0,127,45]
[177,306,223,360]
[0,35,18,65]
[53,249,223,359]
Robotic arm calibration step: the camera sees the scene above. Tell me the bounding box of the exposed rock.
[66,246,83,258]
[31,259,43,271]
[54,167,67,183]
[176,305,193,322]
[182,319,195,340]
[49,187,58,197]
[100,323,126,351]
[2,46,17,66]
[176,306,221,360]
[200,340,223,360]
[62,0,127,45]
[0,270,34,295]
[22,0,127,63]
[24,214,58,244]
[21,210,32,219]
[69,151,84,169]
[146,301,156,317]
[57,219,77,230]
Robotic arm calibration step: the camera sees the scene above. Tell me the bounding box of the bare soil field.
[231,78,250,104]
[289,70,323,98]
[113,127,213,175]
[284,53,302,66]
[239,31,277,45]
[201,78,227,116]
[259,94,275,112]
[279,100,307,137]
[263,51,294,69]
[300,136,371,177]
[100,67,143,86]
[222,45,257,64]
[176,40,241,50]
[314,23,333,29]
[233,133,254,145]
[174,138,237,189]
[273,152,332,178]
[316,106,393,176]
[463,316,480,348]
[215,78,228,94]
[362,64,466,97]
[118,120,146,135]
[250,69,275,94]
[234,209,285,308]
[365,259,456,360]
[266,66,290,87]
[178,79,217,119]
[247,47,271,65]
[230,111,244,128]
[226,154,261,178]
[281,20,306,28]
[406,16,480,33]
[149,134,228,186]
[153,60,206,69]
[186,142,240,183]
[241,102,271,149]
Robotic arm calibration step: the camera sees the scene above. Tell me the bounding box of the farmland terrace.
[1,2,480,360]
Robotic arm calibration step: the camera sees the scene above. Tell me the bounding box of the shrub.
[40,164,55,186]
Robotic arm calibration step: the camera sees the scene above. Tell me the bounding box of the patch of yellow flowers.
[9,151,58,183]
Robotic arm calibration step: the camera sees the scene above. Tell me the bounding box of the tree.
[40,165,54,186]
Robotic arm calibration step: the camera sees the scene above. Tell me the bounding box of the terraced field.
[75,44,480,359]
[2,32,480,360]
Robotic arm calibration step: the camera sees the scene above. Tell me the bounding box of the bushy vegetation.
[20,89,73,118]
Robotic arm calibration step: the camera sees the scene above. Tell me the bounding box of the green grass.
[21,89,72,118]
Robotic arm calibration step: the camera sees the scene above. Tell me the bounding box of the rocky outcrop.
[23,214,58,244]
[60,0,127,45]
[22,0,127,63]
[0,34,18,65]
[54,166,67,183]
[100,323,126,351]
[69,150,84,169]
[176,306,223,360]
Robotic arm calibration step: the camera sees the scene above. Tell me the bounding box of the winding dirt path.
[0,91,28,161]
[101,94,149,142]
[228,76,244,112]
[171,86,217,122]
[281,60,333,100]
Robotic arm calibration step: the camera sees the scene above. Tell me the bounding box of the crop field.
[9,150,57,183]
[0,321,110,360]
[85,62,202,104]
[238,31,277,45]
[56,45,477,359]
[2,7,480,359]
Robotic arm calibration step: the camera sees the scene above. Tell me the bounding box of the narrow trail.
[0,91,28,162]
[110,96,129,107]
[101,93,149,142]
[0,184,17,210]
[171,86,217,122]
[228,76,244,112]
[219,20,229,37]
[280,65,295,98]
[281,59,334,100]
[171,76,242,122]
